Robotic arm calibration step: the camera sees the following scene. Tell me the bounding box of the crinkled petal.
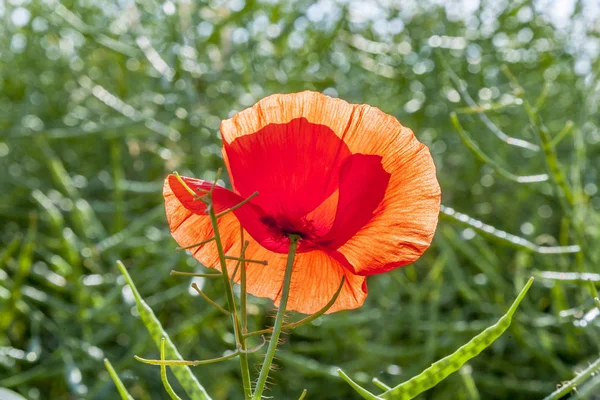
[222,117,351,222]
[226,242,367,314]
[336,143,440,275]
[165,174,292,253]
[164,180,238,266]
[165,177,366,315]
[221,91,440,275]
[318,153,390,249]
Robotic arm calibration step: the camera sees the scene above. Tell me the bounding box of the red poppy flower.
[164,91,441,314]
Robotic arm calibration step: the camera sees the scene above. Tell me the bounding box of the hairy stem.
[207,194,253,400]
[252,235,299,400]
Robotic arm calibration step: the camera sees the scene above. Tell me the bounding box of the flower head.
[164,91,441,314]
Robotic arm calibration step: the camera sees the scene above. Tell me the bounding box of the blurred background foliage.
[1,0,600,398]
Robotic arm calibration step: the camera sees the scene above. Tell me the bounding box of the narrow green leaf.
[337,369,381,400]
[116,261,212,400]
[379,277,534,400]
[103,358,134,400]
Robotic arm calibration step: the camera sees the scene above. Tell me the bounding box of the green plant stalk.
[0,234,22,268]
[501,66,591,274]
[136,351,242,366]
[160,338,184,400]
[522,84,587,272]
[543,355,600,400]
[243,276,345,338]
[240,230,248,334]
[104,358,134,400]
[459,366,481,400]
[337,369,381,400]
[0,214,37,332]
[207,195,252,400]
[252,236,300,400]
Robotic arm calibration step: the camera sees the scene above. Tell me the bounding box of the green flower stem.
[170,270,222,278]
[543,355,600,400]
[103,358,134,400]
[191,283,230,316]
[215,191,259,217]
[224,255,267,265]
[135,351,241,366]
[239,229,248,334]
[160,338,184,400]
[176,237,216,251]
[207,193,253,400]
[252,235,300,400]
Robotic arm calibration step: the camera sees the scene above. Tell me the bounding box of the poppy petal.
[318,153,390,249]
[222,238,367,314]
[165,174,293,253]
[221,91,440,275]
[222,117,351,222]
[220,91,356,147]
[164,176,243,265]
[280,250,367,314]
[336,142,440,276]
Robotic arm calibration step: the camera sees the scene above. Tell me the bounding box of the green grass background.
[1,0,600,398]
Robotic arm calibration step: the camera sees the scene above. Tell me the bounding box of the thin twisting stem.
[135,351,240,366]
[171,270,222,278]
[175,173,253,398]
[252,235,300,400]
[176,237,215,251]
[173,171,206,198]
[209,168,223,195]
[244,277,345,338]
[207,193,253,400]
[224,255,267,265]
[191,283,230,315]
[240,232,249,334]
[230,239,249,284]
[216,191,259,218]
[160,338,183,400]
